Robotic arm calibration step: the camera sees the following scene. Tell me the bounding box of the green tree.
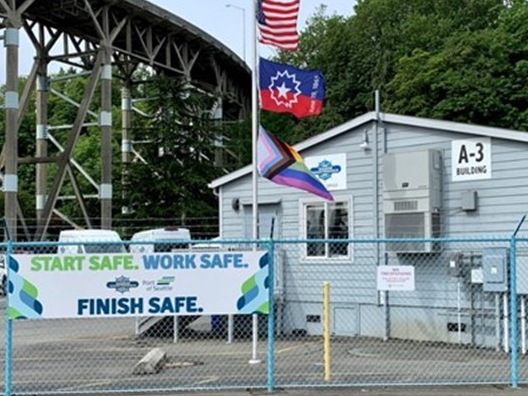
[266,0,508,143]
[385,2,528,129]
[5,0,528,238]
[271,7,353,143]
[125,77,224,222]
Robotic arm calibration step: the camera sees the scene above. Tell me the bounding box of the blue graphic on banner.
[236,253,269,314]
[8,256,44,319]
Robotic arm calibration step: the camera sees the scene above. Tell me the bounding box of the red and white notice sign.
[377,265,415,291]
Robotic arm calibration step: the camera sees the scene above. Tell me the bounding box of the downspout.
[374,92,389,341]
[374,91,380,245]
[211,186,232,343]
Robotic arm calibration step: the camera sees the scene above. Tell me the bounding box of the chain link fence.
[2,217,220,243]
[1,236,528,395]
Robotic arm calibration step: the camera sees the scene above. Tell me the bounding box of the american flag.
[257,0,300,51]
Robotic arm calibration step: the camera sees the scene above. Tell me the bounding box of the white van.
[191,236,222,251]
[58,229,125,254]
[129,227,191,254]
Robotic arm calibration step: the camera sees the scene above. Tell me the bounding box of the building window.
[303,199,351,258]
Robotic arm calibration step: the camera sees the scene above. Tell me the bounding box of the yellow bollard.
[323,281,331,381]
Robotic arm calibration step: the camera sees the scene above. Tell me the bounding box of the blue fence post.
[5,240,13,396]
[267,240,275,393]
[510,236,519,387]
[509,216,525,388]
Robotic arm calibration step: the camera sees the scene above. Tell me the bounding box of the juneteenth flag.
[257,126,333,201]
[259,58,325,119]
[257,0,300,51]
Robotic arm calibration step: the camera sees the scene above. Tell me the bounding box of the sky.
[154,0,356,63]
[0,0,356,81]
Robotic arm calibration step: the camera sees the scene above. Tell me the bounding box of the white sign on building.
[452,138,491,181]
[377,265,415,291]
[305,153,347,190]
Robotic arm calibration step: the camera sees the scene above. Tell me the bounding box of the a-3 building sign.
[451,138,491,181]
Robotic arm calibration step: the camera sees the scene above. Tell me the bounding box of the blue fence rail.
[1,236,528,395]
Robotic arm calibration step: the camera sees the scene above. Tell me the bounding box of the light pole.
[226,4,246,63]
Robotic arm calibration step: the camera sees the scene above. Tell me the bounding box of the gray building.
[209,112,528,349]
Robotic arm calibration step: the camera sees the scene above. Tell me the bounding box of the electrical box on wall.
[448,252,463,277]
[482,248,508,293]
[383,150,442,253]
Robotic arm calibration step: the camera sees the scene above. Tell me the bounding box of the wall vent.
[393,200,418,212]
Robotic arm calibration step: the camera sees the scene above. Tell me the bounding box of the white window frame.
[299,196,353,262]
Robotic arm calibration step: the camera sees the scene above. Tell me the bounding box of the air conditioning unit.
[383,150,442,253]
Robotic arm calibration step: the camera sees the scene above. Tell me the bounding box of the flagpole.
[249,0,261,365]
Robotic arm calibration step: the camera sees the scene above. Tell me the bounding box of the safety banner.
[7,251,269,319]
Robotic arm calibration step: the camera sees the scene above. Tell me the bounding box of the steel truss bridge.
[0,0,251,240]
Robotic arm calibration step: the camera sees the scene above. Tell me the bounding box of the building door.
[244,203,281,240]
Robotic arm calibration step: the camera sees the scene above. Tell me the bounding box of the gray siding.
[214,115,526,345]
[383,124,528,235]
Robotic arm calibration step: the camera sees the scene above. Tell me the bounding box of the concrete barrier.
[133,347,167,375]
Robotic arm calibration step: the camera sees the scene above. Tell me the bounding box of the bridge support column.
[35,63,49,225]
[121,82,132,215]
[100,56,113,229]
[4,26,20,240]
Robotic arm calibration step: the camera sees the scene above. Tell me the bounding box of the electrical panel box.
[383,150,442,253]
[482,248,508,293]
[461,190,478,211]
[448,253,463,277]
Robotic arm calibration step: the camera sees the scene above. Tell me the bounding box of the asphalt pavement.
[49,384,528,396]
[2,296,527,396]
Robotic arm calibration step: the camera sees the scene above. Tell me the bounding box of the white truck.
[129,227,191,253]
[58,229,125,254]
[129,227,194,339]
